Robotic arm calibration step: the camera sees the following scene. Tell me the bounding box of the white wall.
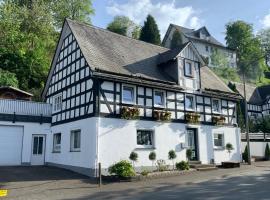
[242,141,270,158]
[0,121,51,164]
[47,118,97,169]
[98,118,241,171]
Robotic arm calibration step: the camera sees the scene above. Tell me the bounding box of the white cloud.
[260,11,270,28]
[106,0,203,37]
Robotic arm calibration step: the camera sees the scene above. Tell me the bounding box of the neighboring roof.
[0,86,33,97]
[165,24,232,50]
[232,82,263,104]
[257,85,270,103]
[43,19,238,98]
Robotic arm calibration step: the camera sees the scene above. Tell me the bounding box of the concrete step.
[188,161,202,165]
[190,164,215,169]
[196,167,218,171]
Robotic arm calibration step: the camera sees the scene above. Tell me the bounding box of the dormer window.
[122,85,135,104]
[184,61,193,77]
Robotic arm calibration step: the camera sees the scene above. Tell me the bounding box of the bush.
[176,161,190,171]
[186,149,192,161]
[149,151,156,169]
[265,143,270,161]
[156,159,168,172]
[129,152,138,162]
[108,160,136,177]
[242,145,249,162]
[141,169,149,176]
[168,150,177,169]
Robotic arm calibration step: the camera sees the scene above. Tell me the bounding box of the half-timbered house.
[41,19,242,176]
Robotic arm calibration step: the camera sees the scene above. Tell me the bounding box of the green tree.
[225,21,265,81]
[265,143,270,161]
[129,151,138,169]
[148,151,156,169]
[50,0,94,29]
[168,150,177,170]
[0,69,19,87]
[107,16,141,39]
[139,15,161,45]
[170,30,182,49]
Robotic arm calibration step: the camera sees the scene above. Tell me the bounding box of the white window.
[137,130,154,148]
[70,130,81,152]
[213,133,224,149]
[122,85,135,104]
[205,45,209,52]
[53,94,62,112]
[212,99,220,113]
[185,95,195,110]
[154,90,165,107]
[185,61,193,77]
[53,133,61,152]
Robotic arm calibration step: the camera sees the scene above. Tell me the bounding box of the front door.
[31,135,45,165]
[187,129,198,161]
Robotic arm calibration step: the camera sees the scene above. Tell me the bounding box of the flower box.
[121,107,140,120]
[185,112,200,124]
[212,115,226,125]
[153,110,171,121]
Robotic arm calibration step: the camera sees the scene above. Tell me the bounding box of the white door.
[31,135,45,165]
[0,125,23,165]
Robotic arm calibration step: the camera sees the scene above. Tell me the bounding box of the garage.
[0,125,23,165]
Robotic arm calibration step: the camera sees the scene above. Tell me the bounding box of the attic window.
[184,61,193,77]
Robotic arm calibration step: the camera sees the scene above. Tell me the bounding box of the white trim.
[213,132,225,150]
[122,84,136,105]
[52,93,62,113]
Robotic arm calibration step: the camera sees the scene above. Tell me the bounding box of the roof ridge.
[66,18,169,51]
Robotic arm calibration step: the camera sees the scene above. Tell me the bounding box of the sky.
[92,0,270,45]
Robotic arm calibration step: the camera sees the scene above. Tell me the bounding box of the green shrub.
[149,151,156,169]
[141,169,149,176]
[186,149,192,161]
[129,151,138,168]
[176,161,190,171]
[168,150,177,169]
[265,143,270,161]
[242,145,249,162]
[108,160,136,177]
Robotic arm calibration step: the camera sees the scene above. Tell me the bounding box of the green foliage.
[265,143,270,161]
[225,21,265,82]
[168,150,177,160]
[108,160,136,177]
[0,69,18,87]
[139,15,161,45]
[176,161,190,171]
[149,151,156,161]
[170,30,182,49]
[50,0,94,29]
[141,169,149,176]
[249,117,270,133]
[129,151,138,162]
[107,16,141,39]
[121,107,140,120]
[186,149,192,161]
[242,145,249,162]
[225,143,234,153]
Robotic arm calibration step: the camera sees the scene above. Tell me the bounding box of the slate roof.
[66,19,234,94]
[0,86,33,97]
[169,24,226,48]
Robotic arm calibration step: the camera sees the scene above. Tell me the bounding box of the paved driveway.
[1,163,270,200]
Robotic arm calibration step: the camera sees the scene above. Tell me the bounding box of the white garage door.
[0,125,23,165]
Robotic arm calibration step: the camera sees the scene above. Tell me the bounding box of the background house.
[162,24,237,68]
[0,86,33,101]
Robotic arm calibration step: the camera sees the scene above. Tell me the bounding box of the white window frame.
[70,129,81,152]
[213,132,224,150]
[53,94,62,113]
[122,84,136,104]
[212,99,221,113]
[154,90,165,107]
[53,133,61,153]
[185,94,195,111]
[136,130,154,149]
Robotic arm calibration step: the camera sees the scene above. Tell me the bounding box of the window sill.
[135,146,156,150]
[214,147,225,151]
[52,151,61,153]
[70,149,81,152]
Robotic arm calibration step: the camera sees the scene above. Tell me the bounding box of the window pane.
[33,137,38,154]
[186,96,194,109]
[154,91,164,106]
[213,100,219,112]
[38,137,43,155]
[185,62,192,76]
[214,134,223,147]
[123,86,134,103]
[137,130,153,146]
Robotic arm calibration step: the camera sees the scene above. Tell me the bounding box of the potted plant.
[168,150,177,170]
[129,151,138,169]
[265,143,270,161]
[225,143,234,159]
[212,115,226,125]
[149,151,156,170]
[153,110,171,121]
[121,106,140,120]
[185,112,200,124]
[186,149,193,162]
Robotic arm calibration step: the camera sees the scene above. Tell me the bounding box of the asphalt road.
[2,163,270,200]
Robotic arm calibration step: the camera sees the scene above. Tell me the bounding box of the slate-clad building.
[162,24,237,68]
[40,19,242,176]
